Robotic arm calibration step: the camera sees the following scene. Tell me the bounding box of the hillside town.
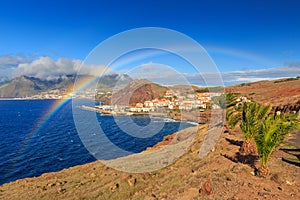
[128,89,217,112]
[93,89,230,115]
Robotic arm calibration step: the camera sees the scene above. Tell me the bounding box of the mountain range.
[0,74,133,98]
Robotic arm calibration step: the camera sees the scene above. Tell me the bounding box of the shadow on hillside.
[225,138,243,147]
[282,158,300,167]
[280,148,300,153]
[280,148,300,167]
[222,152,258,169]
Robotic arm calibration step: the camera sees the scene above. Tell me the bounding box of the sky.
[0,0,300,85]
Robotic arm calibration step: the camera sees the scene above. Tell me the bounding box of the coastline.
[0,123,202,186]
[78,104,213,125]
[1,122,299,199]
[0,102,201,186]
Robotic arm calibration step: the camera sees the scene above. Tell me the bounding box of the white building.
[144,101,154,107]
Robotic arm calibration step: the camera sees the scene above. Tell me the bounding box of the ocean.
[0,99,192,185]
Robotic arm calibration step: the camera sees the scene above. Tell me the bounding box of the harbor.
[78,105,169,117]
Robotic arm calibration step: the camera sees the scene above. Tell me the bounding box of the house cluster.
[129,90,222,112]
[28,89,71,99]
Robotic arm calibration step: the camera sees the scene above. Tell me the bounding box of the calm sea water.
[0,100,192,185]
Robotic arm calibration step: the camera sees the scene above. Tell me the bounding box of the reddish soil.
[226,78,300,106]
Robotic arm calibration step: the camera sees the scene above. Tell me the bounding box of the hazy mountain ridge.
[0,74,133,98]
[0,75,75,98]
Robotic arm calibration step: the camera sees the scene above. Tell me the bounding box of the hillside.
[0,125,299,199]
[168,85,200,97]
[226,78,300,106]
[111,79,169,105]
[0,76,42,97]
[0,75,76,98]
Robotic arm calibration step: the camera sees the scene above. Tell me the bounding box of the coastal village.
[95,87,250,115]
[77,88,222,116]
[11,89,73,100]
[92,89,246,116]
[127,89,219,112]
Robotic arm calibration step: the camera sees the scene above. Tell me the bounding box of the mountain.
[111,79,169,105]
[0,76,42,98]
[0,75,75,98]
[97,74,133,90]
[0,74,133,98]
[169,84,201,97]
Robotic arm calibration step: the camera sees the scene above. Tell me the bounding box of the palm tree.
[239,102,271,154]
[211,93,238,133]
[225,93,237,108]
[222,93,240,133]
[255,113,299,177]
[226,102,242,130]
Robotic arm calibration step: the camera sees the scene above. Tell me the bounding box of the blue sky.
[0,0,300,84]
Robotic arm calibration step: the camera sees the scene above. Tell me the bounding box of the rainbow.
[16,45,272,158]
[21,74,103,145]
[206,46,277,68]
[30,45,273,131]
[16,98,72,156]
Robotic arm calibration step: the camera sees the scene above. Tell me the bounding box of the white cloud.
[5,54,300,86]
[127,64,300,87]
[0,54,32,69]
[221,66,300,83]
[235,77,274,82]
[12,56,108,80]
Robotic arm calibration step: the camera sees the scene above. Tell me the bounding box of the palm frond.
[254,113,299,167]
[240,102,271,142]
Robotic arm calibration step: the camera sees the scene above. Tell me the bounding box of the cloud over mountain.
[12,57,81,80]
[2,53,299,86]
[11,56,107,80]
